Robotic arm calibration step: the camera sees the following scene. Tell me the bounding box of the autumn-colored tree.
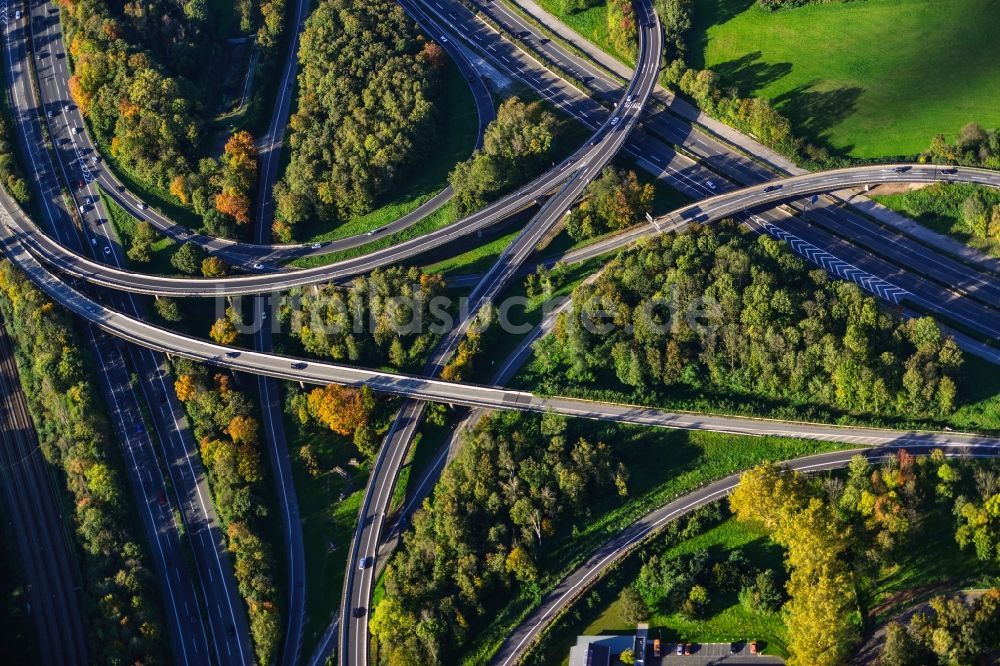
[419,41,447,68]
[175,374,198,401]
[227,415,259,445]
[201,256,228,277]
[209,317,238,345]
[306,384,374,436]
[215,189,251,225]
[169,175,189,204]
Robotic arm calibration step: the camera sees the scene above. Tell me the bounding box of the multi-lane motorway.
[10,1,253,662]
[3,0,1000,661]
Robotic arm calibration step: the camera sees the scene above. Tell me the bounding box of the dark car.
[941,167,958,175]
[763,184,781,193]
[134,423,145,435]
[353,607,366,618]
[157,490,167,507]
[290,361,308,370]
[226,351,241,358]
[892,165,910,173]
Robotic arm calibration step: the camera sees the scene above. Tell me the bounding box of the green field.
[691,0,1000,158]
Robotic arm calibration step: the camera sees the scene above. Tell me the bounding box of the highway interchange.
[0,0,999,663]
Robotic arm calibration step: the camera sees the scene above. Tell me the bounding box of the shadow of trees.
[773,82,864,156]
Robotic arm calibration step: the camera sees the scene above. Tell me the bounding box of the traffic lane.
[8,224,1000,446]
[10,164,1000,296]
[3,14,213,662]
[492,444,1000,665]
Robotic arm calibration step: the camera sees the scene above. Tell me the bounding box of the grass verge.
[872,183,1000,258]
[99,192,179,274]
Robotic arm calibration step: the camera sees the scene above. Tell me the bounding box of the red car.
[157,490,166,507]
[750,640,759,655]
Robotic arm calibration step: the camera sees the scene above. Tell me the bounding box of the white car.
[103,246,111,255]
[705,179,717,190]
[440,35,448,43]
[359,557,370,570]
[78,205,86,214]
[252,262,263,270]
[72,127,82,134]
[310,242,321,249]
[64,104,72,112]
[137,202,147,210]
[14,10,20,20]
[610,117,620,126]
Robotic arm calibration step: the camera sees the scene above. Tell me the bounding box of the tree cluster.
[0,108,30,204]
[564,167,654,241]
[879,589,1000,666]
[607,0,638,57]
[533,222,964,418]
[289,384,379,457]
[272,0,444,238]
[655,0,692,63]
[0,261,166,663]
[63,0,201,189]
[730,463,859,666]
[633,544,775,621]
[923,122,1000,169]
[959,189,1000,245]
[171,360,281,663]
[449,97,560,215]
[370,411,622,663]
[286,267,447,370]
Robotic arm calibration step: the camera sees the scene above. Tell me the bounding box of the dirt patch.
[859,182,934,197]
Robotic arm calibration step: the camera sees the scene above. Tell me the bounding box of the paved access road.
[491,444,1000,665]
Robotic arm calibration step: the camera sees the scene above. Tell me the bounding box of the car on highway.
[14,9,21,19]
[137,202,147,210]
[290,361,308,370]
[610,116,620,126]
[685,642,693,655]
[157,490,166,507]
[353,607,366,618]
[310,242,322,249]
[64,104,72,112]
[225,351,241,358]
[252,262,263,269]
[78,205,86,214]
[763,184,781,193]
[626,94,634,103]
[90,237,96,246]
[77,180,85,189]
[47,110,56,118]
[675,643,684,656]
[440,35,448,42]
[705,179,717,190]
[103,246,111,255]
[892,166,910,173]
[941,167,958,175]
[72,127,82,135]
[749,640,758,655]
[359,556,370,570]
[261,309,268,321]
[91,155,99,165]
[134,423,144,435]
[653,638,661,657]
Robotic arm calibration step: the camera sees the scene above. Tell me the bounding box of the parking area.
[654,641,784,665]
